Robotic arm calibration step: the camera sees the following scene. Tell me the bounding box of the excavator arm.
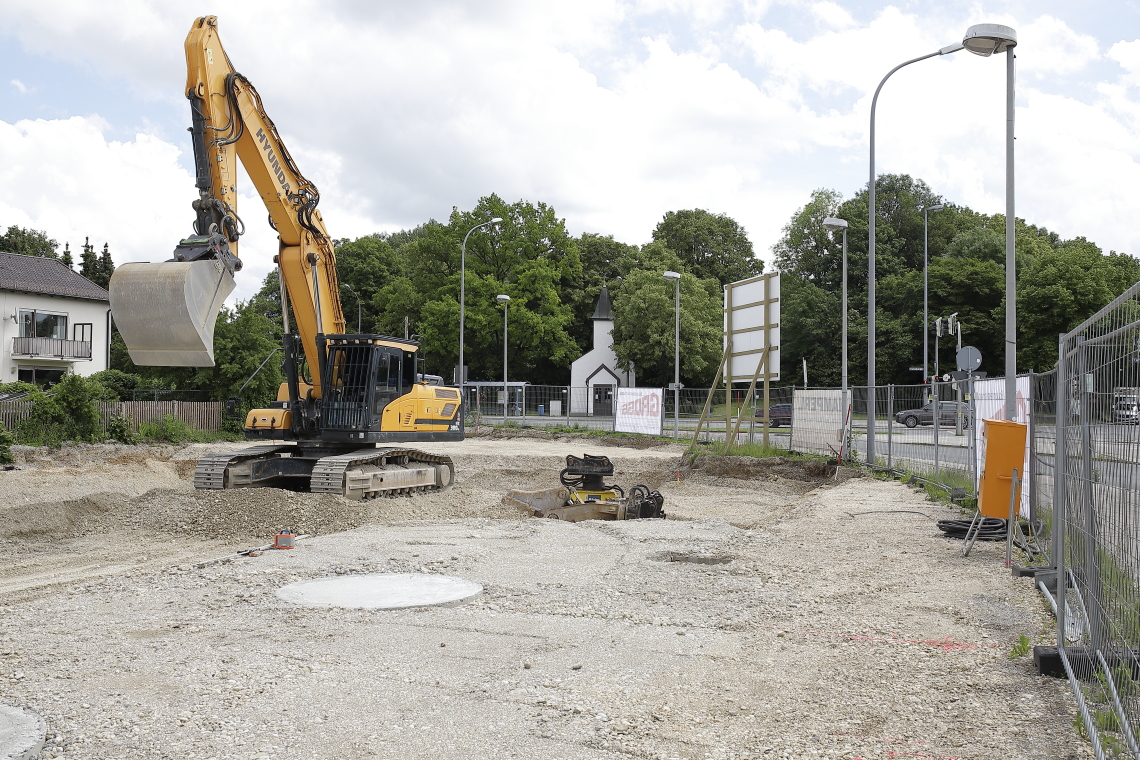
[110,15,344,398]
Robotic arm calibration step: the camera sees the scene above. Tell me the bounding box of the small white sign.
[615,388,664,436]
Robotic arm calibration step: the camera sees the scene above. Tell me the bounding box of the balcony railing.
[11,337,93,360]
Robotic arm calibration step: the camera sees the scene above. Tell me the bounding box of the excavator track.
[193,445,296,489]
[193,445,454,499]
[310,447,455,501]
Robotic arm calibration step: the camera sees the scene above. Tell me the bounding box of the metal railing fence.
[1054,281,1140,759]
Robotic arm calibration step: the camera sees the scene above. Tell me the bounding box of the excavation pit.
[275,573,482,610]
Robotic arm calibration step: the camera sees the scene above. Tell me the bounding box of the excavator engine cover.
[109,259,235,366]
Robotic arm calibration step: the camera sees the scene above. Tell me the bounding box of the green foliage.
[773,175,1140,384]
[138,414,194,443]
[0,381,39,397]
[105,413,137,444]
[18,374,113,446]
[137,414,242,443]
[1009,633,1031,659]
[89,369,145,401]
[0,422,14,464]
[111,302,282,407]
[0,224,58,257]
[652,209,763,285]
[611,270,723,387]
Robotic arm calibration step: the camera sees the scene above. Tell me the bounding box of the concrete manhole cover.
[0,704,44,760]
[276,573,482,610]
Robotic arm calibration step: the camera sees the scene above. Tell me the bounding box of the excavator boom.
[110,15,344,385]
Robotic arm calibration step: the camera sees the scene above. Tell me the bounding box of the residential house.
[0,251,111,386]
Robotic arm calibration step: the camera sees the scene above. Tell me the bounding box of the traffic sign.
[956,345,982,372]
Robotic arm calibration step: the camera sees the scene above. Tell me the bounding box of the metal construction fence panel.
[1028,369,1057,568]
[0,400,224,438]
[1055,280,1140,759]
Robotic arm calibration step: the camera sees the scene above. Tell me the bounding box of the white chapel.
[569,286,635,415]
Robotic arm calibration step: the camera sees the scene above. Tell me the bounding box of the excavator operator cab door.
[373,349,402,423]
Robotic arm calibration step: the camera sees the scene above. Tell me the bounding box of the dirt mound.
[466,426,676,449]
[0,492,121,537]
[684,454,860,484]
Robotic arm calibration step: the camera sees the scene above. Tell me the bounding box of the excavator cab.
[109,233,239,366]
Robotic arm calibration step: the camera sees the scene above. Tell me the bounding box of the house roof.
[591,286,613,320]
[0,251,110,302]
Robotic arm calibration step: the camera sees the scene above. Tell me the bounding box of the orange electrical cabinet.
[979,419,1027,518]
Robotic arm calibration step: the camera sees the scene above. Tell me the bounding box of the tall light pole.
[496,294,510,419]
[341,282,361,333]
[922,203,944,394]
[866,23,1015,464]
[962,24,1019,420]
[867,38,965,466]
[458,217,503,389]
[664,270,681,440]
[823,218,848,449]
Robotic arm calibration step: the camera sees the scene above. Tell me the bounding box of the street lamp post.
[867,39,965,467]
[663,271,681,440]
[867,23,1016,464]
[823,218,849,455]
[496,294,510,420]
[962,24,1019,420]
[341,282,362,333]
[458,217,503,390]
[922,204,944,397]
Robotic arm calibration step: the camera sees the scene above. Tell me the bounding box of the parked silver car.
[894,401,970,429]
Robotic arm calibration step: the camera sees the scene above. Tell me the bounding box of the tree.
[611,270,723,387]
[91,243,115,290]
[60,242,74,270]
[652,209,762,286]
[0,225,58,258]
[1017,241,1140,372]
[79,237,98,282]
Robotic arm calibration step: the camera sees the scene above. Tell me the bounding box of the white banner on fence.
[973,376,1031,516]
[615,388,663,435]
[790,389,844,455]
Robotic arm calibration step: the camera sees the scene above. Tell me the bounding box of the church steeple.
[591,286,613,321]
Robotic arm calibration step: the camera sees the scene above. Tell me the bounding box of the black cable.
[936,517,1008,540]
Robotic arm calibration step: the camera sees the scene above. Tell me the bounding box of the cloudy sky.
[2,0,1139,303]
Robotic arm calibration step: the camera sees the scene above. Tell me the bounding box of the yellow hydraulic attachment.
[504,455,666,522]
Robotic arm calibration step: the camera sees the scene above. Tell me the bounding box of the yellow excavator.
[109,16,462,500]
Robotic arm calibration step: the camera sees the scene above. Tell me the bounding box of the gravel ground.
[0,436,1089,759]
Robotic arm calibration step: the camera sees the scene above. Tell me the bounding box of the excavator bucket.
[109,260,235,366]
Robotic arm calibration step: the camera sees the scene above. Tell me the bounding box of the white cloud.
[0,116,191,263]
[10,79,28,95]
[1015,15,1099,78]
[1107,38,1140,84]
[811,2,856,30]
[0,0,1138,312]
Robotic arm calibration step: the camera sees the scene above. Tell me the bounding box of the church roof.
[591,286,613,320]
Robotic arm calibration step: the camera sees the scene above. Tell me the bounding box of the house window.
[73,323,93,343]
[17,366,66,388]
[18,310,68,339]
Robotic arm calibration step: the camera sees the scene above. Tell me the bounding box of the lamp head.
[927,204,944,212]
[496,294,510,304]
[491,217,503,224]
[663,270,681,281]
[822,217,848,231]
[962,24,1017,56]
